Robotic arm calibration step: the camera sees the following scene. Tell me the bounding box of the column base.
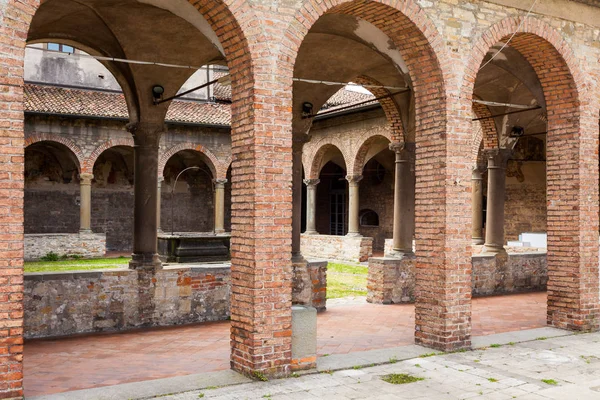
[304,230,318,235]
[481,244,506,255]
[389,249,413,258]
[292,252,307,264]
[129,253,162,270]
[346,232,362,238]
[79,229,93,234]
[214,229,227,236]
[472,237,484,245]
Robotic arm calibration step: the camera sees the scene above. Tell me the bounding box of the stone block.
[291,305,317,371]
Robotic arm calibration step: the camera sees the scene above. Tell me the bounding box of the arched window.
[359,209,379,227]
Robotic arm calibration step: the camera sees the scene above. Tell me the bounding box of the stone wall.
[24,233,106,261]
[301,234,373,263]
[24,265,231,339]
[504,163,546,241]
[292,259,328,311]
[368,252,547,304]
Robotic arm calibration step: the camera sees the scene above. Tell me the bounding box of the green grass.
[381,373,424,385]
[541,379,558,385]
[24,257,131,273]
[326,262,368,299]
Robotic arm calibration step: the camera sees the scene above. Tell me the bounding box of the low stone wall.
[24,265,230,339]
[301,234,372,263]
[368,252,547,304]
[25,233,106,261]
[472,252,547,296]
[25,260,328,339]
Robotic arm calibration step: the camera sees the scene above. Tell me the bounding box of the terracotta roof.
[24,83,376,125]
[24,84,231,126]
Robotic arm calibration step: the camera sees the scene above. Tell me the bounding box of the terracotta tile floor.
[24,292,546,397]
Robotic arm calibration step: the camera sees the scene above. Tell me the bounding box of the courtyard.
[25,292,546,397]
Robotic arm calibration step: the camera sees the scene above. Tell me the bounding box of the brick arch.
[471,121,484,166]
[25,134,84,172]
[350,132,392,177]
[285,0,472,352]
[472,99,498,150]
[307,142,348,180]
[82,138,135,175]
[354,76,406,143]
[159,143,223,180]
[462,17,599,332]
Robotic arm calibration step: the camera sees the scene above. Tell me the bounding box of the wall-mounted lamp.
[509,126,525,138]
[152,85,165,104]
[301,102,313,118]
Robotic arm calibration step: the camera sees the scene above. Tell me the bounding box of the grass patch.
[326,262,368,299]
[25,257,131,273]
[489,344,501,348]
[541,379,558,385]
[381,373,424,385]
[488,378,498,383]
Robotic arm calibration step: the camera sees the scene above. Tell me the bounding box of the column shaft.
[292,139,306,261]
[157,178,163,233]
[79,173,93,233]
[214,179,227,234]
[346,175,363,237]
[128,122,163,269]
[390,143,415,254]
[482,149,512,254]
[471,167,484,245]
[303,179,319,235]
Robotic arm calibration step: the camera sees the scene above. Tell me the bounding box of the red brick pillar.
[228,65,293,378]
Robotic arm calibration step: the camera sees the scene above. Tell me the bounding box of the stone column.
[157,177,163,233]
[346,175,363,237]
[79,173,94,233]
[390,142,415,254]
[482,148,512,254]
[128,122,163,270]
[471,166,485,245]
[292,138,307,262]
[303,179,319,235]
[214,179,227,235]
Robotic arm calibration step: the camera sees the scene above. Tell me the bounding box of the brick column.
[79,173,94,233]
[346,175,363,237]
[303,179,319,235]
[390,142,415,254]
[128,122,163,270]
[157,177,163,233]
[482,149,511,254]
[214,179,227,235]
[471,166,484,245]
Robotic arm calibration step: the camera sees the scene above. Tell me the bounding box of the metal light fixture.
[152,85,165,104]
[509,126,525,138]
[301,102,313,117]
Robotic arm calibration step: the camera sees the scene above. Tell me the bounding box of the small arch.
[83,138,135,175]
[308,143,348,180]
[359,209,379,227]
[159,143,223,180]
[25,134,84,172]
[25,140,81,184]
[351,134,392,177]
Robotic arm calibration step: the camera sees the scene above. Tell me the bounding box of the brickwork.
[291,260,327,311]
[0,0,599,394]
[462,17,600,332]
[472,101,498,150]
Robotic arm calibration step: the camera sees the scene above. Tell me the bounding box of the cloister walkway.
[24,292,546,397]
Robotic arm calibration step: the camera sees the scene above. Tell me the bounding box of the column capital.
[389,141,416,154]
[346,175,363,185]
[214,178,228,189]
[303,178,320,187]
[79,173,94,184]
[157,176,164,184]
[471,164,485,178]
[127,121,165,147]
[484,148,512,168]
